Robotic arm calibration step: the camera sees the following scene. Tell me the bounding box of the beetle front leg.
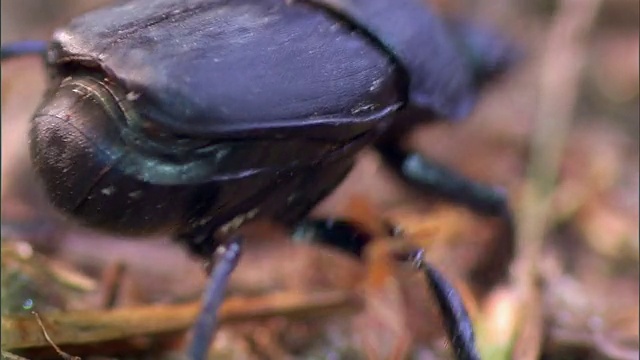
[0,40,48,60]
[188,236,243,360]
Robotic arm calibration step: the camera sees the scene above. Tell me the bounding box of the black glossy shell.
[49,0,401,139]
[48,0,477,139]
[28,0,512,254]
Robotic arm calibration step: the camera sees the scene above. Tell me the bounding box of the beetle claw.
[402,250,481,360]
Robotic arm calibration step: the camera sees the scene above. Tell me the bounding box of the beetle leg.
[0,40,48,60]
[291,219,479,360]
[291,218,390,258]
[188,236,243,360]
[375,139,514,237]
[375,139,515,286]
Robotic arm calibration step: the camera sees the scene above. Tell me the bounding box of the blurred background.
[1,0,638,359]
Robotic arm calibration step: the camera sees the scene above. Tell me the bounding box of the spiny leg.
[188,236,243,360]
[1,40,48,60]
[291,219,480,360]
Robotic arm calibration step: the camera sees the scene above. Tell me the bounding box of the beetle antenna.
[399,249,480,360]
[188,236,243,360]
[1,40,48,60]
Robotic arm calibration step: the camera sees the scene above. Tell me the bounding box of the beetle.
[1,0,517,358]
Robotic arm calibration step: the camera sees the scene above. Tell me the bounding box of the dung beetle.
[2,0,518,358]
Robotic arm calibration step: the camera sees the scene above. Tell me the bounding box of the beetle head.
[29,71,223,236]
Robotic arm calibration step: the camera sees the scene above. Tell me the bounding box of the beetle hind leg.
[376,140,511,218]
[374,131,515,285]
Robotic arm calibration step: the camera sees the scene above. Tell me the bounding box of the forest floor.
[1,0,638,359]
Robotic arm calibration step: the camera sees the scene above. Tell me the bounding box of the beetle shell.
[29,0,502,256]
[48,0,406,139]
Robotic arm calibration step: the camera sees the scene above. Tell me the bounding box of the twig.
[32,312,81,360]
[2,290,362,351]
[512,0,604,359]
